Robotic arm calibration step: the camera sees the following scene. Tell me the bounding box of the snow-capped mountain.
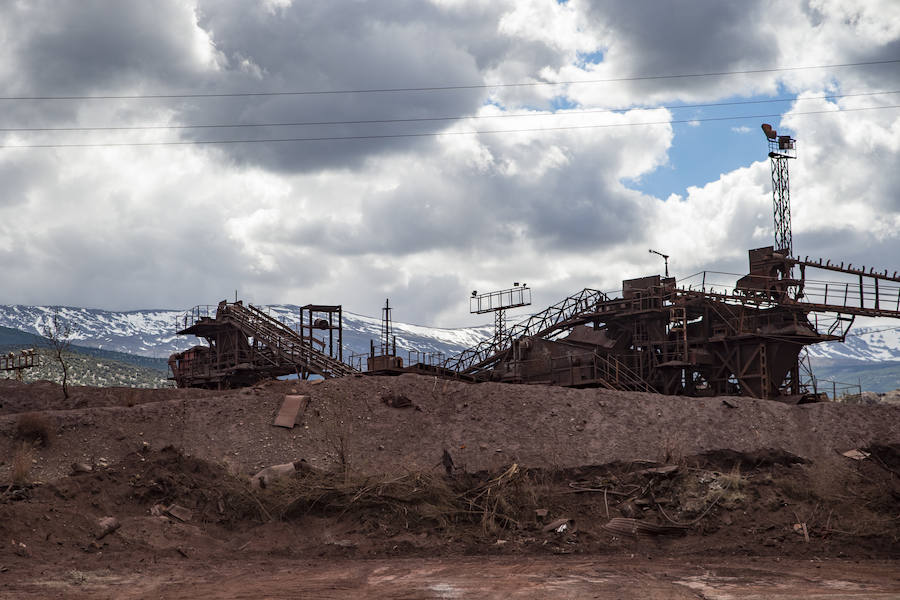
[0,304,493,361]
[806,325,900,365]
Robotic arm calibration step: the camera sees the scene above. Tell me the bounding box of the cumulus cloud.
[0,0,898,329]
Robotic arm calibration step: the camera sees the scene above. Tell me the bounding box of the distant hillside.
[0,325,169,371]
[2,348,171,389]
[1,326,170,388]
[808,359,900,395]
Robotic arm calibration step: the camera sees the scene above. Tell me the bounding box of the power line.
[2,104,897,149]
[1,59,898,101]
[2,90,897,133]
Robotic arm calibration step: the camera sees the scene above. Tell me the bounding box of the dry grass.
[256,463,542,534]
[713,464,746,507]
[718,464,745,490]
[11,442,34,486]
[15,412,55,447]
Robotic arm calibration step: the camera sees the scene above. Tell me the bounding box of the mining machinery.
[445,247,900,401]
[168,300,357,389]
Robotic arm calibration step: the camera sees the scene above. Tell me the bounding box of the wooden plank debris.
[274,395,306,428]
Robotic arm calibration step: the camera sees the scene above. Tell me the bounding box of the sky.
[0,0,899,327]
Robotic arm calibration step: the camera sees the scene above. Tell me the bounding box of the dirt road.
[5,556,899,599]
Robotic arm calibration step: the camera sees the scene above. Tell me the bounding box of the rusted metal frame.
[682,284,900,320]
[789,257,900,283]
[708,342,743,396]
[301,304,344,363]
[759,343,770,398]
[668,306,689,363]
[720,341,771,399]
[734,343,762,381]
[792,301,900,319]
[449,288,607,374]
[175,300,357,387]
[1,351,36,372]
[702,298,743,337]
[770,149,793,257]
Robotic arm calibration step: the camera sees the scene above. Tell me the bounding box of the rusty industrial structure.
[443,248,900,399]
[167,253,900,398]
[169,125,900,399]
[168,300,357,388]
[367,298,403,371]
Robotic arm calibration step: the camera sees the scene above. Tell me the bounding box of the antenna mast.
[761,123,797,257]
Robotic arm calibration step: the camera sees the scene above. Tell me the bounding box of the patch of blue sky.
[482,98,506,111]
[625,91,799,200]
[576,50,604,68]
[549,95,579,111]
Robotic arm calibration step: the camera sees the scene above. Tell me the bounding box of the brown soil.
[1,374,899,598]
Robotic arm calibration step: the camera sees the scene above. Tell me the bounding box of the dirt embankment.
[2,374,898,481]
[1,374,899,598]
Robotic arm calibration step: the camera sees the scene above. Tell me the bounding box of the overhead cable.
[1,59,898,101]
[2,90,897,132]
[2,104,897,149]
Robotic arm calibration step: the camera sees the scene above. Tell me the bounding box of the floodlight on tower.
[469,284,533,345]
[761,123,797,258]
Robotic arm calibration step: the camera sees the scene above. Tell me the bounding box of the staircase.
[220,303,358,378]
[592,351,658,393]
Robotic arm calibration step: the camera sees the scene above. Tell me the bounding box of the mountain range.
[1,304,898,392]
[0,304,493,363]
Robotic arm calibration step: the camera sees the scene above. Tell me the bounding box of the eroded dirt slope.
[1,375,899,598]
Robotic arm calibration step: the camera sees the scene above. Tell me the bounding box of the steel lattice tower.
[761,124,797,257]
[494,308,506,345]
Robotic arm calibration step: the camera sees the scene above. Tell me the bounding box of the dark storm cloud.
[0,1,216,131]
[581,0,777,98]
[187,0,488,171]
[0,1,603,172]
[185,0,585,172]
[10,2,209,93]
